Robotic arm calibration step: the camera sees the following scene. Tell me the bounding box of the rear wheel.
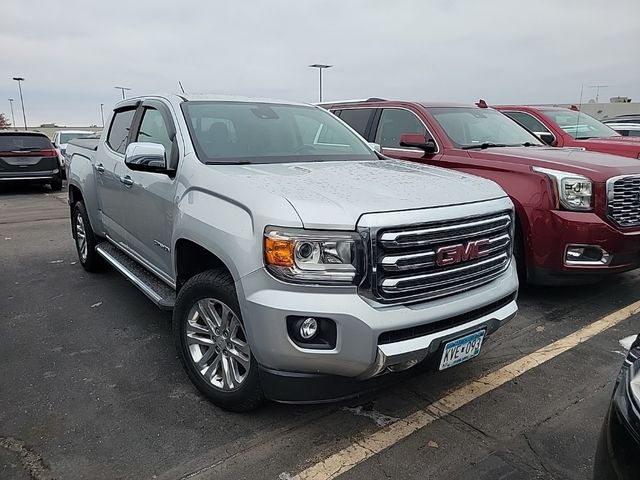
[173,269,264,412]
[50,174,63,191]
[72,201,104,272]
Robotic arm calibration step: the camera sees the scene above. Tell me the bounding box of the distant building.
[541,96,640,120]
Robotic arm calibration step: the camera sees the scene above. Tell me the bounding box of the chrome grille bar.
[371,210,513,304]
[607,175,640,227]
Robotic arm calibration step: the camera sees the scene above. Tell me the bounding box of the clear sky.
[2,0,639,126]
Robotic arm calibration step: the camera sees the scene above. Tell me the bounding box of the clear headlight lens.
[264,227,363,285]
[532,167,592,211]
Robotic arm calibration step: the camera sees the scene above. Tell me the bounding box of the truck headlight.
[532,167,592,211]
[264,227,364,285]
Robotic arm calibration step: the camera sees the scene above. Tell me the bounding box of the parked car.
[321,99,640,285]
[594,334,640,479]
[603,122,640,138]
[603,114,640,125]
[52,130,96,178]
[0,131,63,190]
[494,105,640,159]
[66,94,518,411]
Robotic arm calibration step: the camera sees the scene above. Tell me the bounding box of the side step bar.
[96,242,176,310]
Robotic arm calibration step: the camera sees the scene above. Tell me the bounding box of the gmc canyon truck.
[66,94,518,411]
[321,99,640,285]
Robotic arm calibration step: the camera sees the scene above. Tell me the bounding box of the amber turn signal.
[264,237,295,267]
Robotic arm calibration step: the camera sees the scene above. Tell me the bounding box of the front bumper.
[526,209,640,283]
[236,262,518,383]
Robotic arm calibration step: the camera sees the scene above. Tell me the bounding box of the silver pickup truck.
[66,94,518,411]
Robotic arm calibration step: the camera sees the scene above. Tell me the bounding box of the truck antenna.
[574,84,583,139]
[178,81,186,94]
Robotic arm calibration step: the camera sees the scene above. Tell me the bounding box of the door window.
[338,108,374,137]
[375,108,428,148]
[107,109,136,154]
[504,111,551,134]
[136,108,174,158]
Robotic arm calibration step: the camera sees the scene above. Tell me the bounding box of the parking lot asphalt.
[1,184,639,480]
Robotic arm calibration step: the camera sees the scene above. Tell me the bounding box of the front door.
[120,104,177,278]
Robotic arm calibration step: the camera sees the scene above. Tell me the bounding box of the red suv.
[495,105,640,159]
[321,99,640,285]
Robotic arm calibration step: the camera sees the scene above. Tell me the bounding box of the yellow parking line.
[291,300,640,480]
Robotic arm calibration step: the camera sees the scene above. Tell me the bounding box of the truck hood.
[467,146,640,181]
[211,159,507,229]
[577,136,640,157]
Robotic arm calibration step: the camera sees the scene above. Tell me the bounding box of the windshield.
[59,132,93,144]
[182,101,377,164]
[541,109,620,139]
[427,107,544,148]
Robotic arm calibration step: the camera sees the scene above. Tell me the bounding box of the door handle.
[95,163,105,174]
[120,175,134,187]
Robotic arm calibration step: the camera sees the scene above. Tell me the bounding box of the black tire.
[50,174,63,191]
[72,201,105,272]
[513,221,527,283]
[173,269,265,412]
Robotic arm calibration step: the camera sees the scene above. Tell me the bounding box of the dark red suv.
[495,105,640,159]
[321,99,640,285]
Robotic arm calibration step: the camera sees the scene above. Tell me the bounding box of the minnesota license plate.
[439,330,485,370]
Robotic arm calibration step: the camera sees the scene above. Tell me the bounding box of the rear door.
[0,133,58,179]
[96,106,137,245]
[121,100,178,279]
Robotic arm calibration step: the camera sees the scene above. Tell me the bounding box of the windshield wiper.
[575,136,593,140]
[521,142,543,147]
[461,143,509,150]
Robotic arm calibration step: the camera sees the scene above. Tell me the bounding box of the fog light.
[299,317,318,339]
[565,245,611,266]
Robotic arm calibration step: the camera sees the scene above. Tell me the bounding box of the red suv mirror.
[399,133,437,154]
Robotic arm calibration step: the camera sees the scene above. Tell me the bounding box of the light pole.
[589,85,609,103]
[8,98,16,130]
[308,64,332,102]
[114,86,131,99]
[100,103,105,128]
[12,77,27,130]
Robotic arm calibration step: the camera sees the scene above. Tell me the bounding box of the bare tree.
[0,113,11,130]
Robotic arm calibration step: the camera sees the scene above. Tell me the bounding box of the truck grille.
[369,211,513,304]
[608,175,640,227]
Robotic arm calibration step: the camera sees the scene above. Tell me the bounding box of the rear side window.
[107,109,136,154]
[338,108,374,137]
[504,111,550,134]
[0,134,51,152]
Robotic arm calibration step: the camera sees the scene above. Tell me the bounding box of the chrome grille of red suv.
[608,176,640,228]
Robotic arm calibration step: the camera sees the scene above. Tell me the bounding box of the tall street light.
[8,98,16,130]
[114,86,131,99]
[12,77,27,130]
[100,103,105,128]
[308,64,332,102]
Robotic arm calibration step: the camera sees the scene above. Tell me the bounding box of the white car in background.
[51,130,96,177]
[603,122,640,138]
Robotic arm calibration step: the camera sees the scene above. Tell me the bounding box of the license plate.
[439,330,485,370]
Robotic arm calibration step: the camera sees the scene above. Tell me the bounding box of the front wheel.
[173,269,264,412]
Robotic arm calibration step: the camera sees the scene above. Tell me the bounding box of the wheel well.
[175,239,232,291]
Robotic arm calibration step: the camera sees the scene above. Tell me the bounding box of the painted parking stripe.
[289,300,640,480]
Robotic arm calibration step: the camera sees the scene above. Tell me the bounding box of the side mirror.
[124,142,168,172]
[536,132,556,146]
[368,142,382,153]
[399,133,437,154]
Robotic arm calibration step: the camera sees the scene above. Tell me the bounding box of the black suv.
[0,131,63,190]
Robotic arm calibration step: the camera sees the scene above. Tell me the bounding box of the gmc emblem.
[436,239,490,267]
